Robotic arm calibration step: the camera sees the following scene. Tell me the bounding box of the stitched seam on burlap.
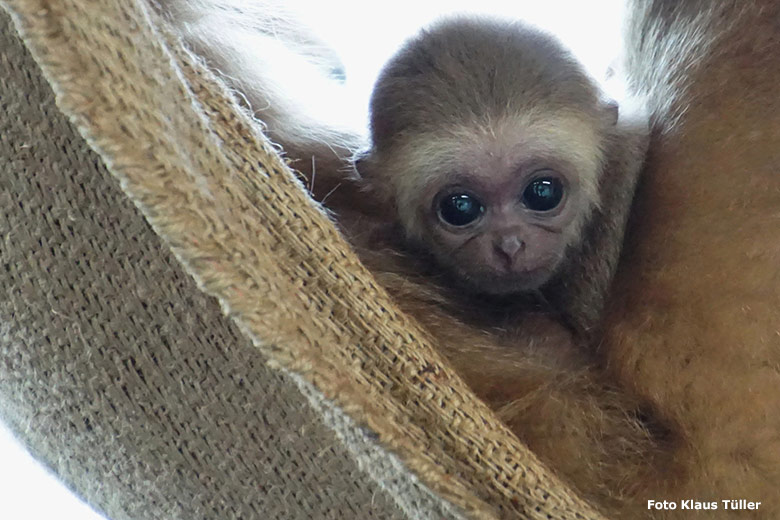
[291,372,467,520]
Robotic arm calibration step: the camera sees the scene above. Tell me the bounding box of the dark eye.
[522,177,564,212]
[438,194,485,227]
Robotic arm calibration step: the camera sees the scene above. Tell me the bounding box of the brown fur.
[358,18,626,303]
[358,243,668,517]
[157,4,662,517]
[157,1,780,518]
[598,1,780,516]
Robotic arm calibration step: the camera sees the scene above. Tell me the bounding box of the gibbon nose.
[494,235,525,269]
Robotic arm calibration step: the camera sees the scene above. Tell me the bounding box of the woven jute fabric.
[0,0,607,519]
[0,5,472,520]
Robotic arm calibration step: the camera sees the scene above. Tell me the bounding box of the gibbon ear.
[352,149,378,181]
[352,151,368,177]
[603,98,619,126]
[350,150,397,208]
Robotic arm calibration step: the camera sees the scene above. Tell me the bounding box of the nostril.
[494,236,524,270]
[498,236,525,259]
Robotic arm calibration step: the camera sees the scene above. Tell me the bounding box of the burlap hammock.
[1,1,777,519]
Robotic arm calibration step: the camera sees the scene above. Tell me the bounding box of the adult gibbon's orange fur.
[599,1,780,516]
[156,0,780,518]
